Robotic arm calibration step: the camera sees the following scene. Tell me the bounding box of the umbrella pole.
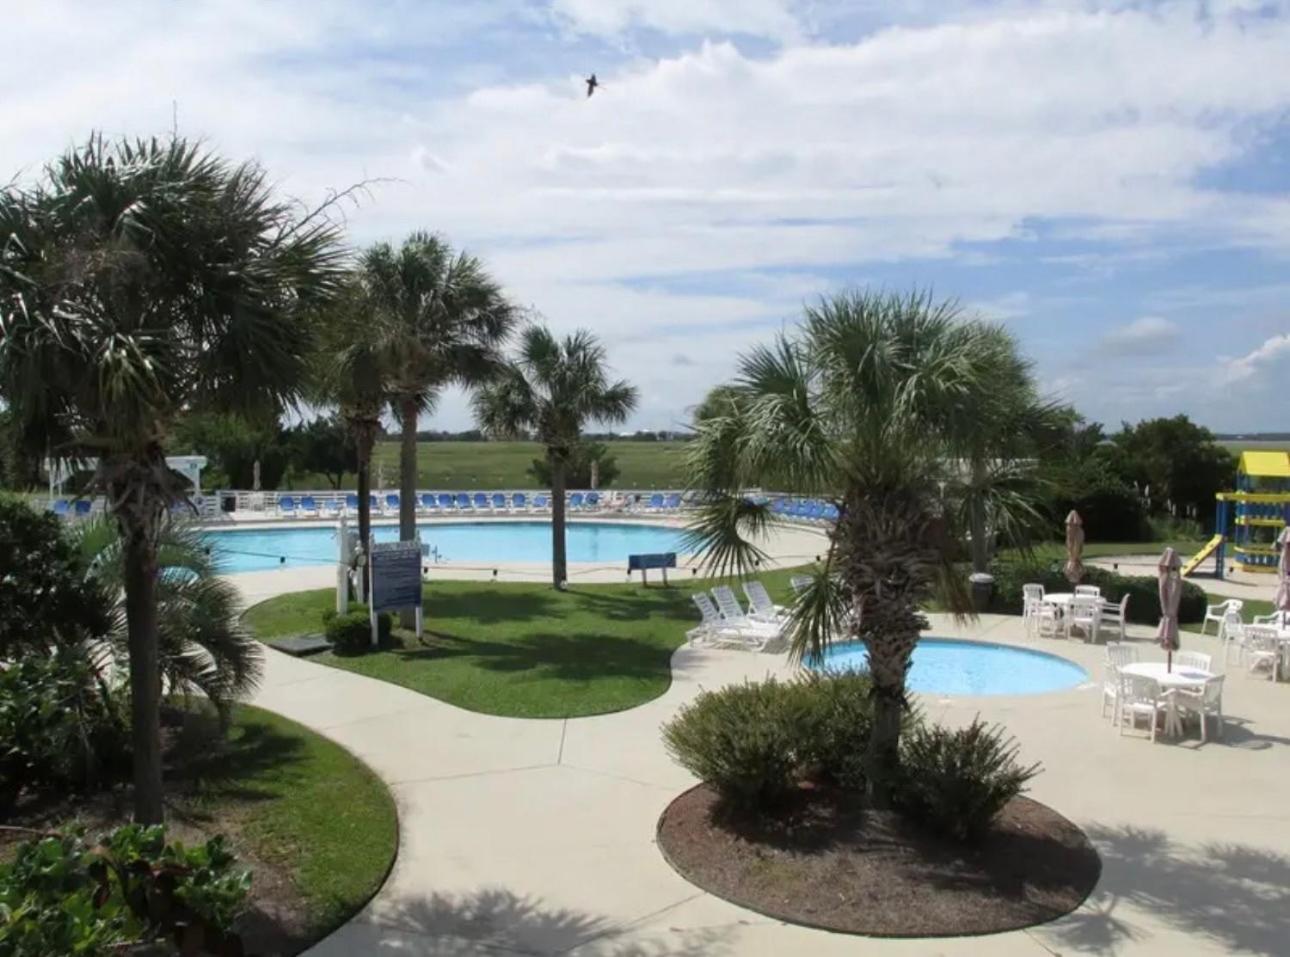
[1167,650,1172,673]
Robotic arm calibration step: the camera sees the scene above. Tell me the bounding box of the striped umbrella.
[1157,547,1182,672]
[1063,510,1085,585]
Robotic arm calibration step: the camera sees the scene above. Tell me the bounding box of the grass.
[177,704,398,940]
[285,439,691,491]
[1007,540,1207,562]
[244,568,804,719]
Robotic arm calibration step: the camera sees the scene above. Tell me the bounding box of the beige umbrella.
[1275,527,1289,614]
[1063,510,1085,585]
[1157,546,1182,672]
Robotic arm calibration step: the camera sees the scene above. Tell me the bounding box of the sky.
[3,0,1289,434]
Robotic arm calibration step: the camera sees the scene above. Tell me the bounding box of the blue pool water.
[205,521,689,572]
[810,638,1088,696]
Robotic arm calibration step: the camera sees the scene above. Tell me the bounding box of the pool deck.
[236,562,1290,956]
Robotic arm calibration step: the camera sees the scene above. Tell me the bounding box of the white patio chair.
[689,594,778,652]
[1204,599,1243,635]
[1118,673,1170,742]
[1254,611,1290,629]
[1035,599,1061,639]
[789,574,814,594]
[1022,584,1045,636]
[1101,644,1139,720]
[1221,611,1248,665]
[1074,584,1101,599]
[1067,595,1102,643]
[1099,594,1130,643]
[1174,675,1224,743]
[1174,651,1212,673]
[742,580,786,624]
[1245,628,1280,680]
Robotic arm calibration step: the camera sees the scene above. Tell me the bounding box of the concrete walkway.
[244,592,1290,956]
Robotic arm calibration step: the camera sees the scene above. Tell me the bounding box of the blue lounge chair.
[420,493,436,513]
[50,499,71,517]
[278,495,297,517]
[512,492,528,511]
[73,499,93,518]
[585,491,600,510]
[344,494,359,514]
[300,495,319,517]
[647,493,665,510]
[569,492,584,510]
[369,494,379,512]
[665,493,682,511]
[491,493,507,511]
[822,503,840,522]
[384,493,400,515]
[439,493,455,510]
[473,492,489,510]
[533,494,549,511]
[321,497,342,518]
[457,493,472,510]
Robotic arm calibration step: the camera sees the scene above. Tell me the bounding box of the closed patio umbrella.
[1276,527,1290,614]
[1157,546,1182,672]
[1063,510,1085,585]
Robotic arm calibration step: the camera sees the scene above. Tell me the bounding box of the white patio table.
[1121,661,1214,737]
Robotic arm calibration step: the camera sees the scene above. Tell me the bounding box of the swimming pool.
[809,638,1088,696]
[204,521,690,573]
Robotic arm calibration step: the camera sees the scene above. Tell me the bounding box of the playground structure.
[1196,450,1290,579]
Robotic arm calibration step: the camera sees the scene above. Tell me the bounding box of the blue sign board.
[369,540,423,613]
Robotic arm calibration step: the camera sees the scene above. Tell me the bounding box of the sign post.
[368,537,424,647]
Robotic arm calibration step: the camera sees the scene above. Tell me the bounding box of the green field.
[286,439,691,490]
[1219,439,1290,454]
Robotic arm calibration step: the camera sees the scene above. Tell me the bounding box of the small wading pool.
[203,521,690,573]
[810,638,1089,696]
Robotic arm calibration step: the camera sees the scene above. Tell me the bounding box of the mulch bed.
[656,783,1100,938]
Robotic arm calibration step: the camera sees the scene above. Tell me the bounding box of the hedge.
[988,560,1206,625]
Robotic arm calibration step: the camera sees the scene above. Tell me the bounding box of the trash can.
[220,494,237,513]
[969,572,995,612]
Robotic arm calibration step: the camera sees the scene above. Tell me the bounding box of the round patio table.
[1121,661,1214,737]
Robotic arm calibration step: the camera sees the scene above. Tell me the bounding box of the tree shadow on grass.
[167,713,307,806]
[568,588,695,625]
[423,587,562,625]
[1038,825,1290,956]
[336,886,731,956]
[393,631,673,684]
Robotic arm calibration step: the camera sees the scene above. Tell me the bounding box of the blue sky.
[4,0,1289,432]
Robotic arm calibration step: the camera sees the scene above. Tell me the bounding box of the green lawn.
[285,439,691,491]
[182,704,398,942]
[1007,540,1207,562]
[244,569,803,718]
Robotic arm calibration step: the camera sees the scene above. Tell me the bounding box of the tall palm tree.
[361,234,515,619]
[0,136,343,822]
[474,326,638,588]
[685,290,1040,806]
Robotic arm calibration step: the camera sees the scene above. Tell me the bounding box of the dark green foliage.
[171,411,292,490]
[662,680,805,812]
[0,824,250,956]
[0,494,109,655]
[789,671,875,791]
[323,604,393,654]
[989,560,1206,624]
[0,653,129,815]
[1047,461,1151,542]
[527,441,621,489]
[895,718,1040,842]
[287,414,355,488]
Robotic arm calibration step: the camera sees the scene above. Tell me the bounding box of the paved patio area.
[239,573,1290,956]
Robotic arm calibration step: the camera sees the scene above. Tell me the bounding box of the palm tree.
[361,234,515,619]
[0,136,343,822]
[474,326,638,588]
[74,516,263,719]
[684,290,1040,806]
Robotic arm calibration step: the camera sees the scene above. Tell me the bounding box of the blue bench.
[628,551,677,586]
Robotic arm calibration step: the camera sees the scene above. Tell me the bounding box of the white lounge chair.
[688,594,777,651]
[1204,599,1243,635]
[789,574,813,594]
[742,580,787,624]
[1174,675,1225,743]
[1118,673,1170,742]
[711,585,766,632]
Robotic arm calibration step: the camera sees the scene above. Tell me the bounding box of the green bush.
[0,824,250,956]
[323,603,393,654]
[790,670,875,791]
[662,679,804,812]
[0,653,130,814]
[895,718,1040,842]
[989,560,1205,625]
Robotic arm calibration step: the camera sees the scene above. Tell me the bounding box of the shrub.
[662,679,803,812]
[324,603,393,654]
[790,670,875,791]
[895,718,1040,842]
[0,824,251,956]
[0,652,130,814]
[989,560,1205,625]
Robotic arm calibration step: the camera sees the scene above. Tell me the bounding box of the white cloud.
[1221,333,1290,384]
[551,0,801,40]
[1098,316,1181,353]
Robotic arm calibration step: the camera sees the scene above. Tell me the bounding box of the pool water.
[810,638,1088,696]
[204,521,690,573]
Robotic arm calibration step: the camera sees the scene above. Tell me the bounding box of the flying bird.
[585,73,599,97]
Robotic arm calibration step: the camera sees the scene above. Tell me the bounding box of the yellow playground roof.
[1240,450,1290,478]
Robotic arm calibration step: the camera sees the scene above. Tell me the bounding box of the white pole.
[336,514,350,615]
[369,535,378,648]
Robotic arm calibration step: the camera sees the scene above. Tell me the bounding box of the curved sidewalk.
[246,601,1290,956]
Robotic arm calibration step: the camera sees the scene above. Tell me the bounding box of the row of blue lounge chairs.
[769,498,840,523]
[272,490,689,518]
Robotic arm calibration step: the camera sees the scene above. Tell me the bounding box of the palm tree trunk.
[398,395,420,628]
[550,449,568,589]
[355,422,375,602]
[969,456,989,574]
[120,509,164,824]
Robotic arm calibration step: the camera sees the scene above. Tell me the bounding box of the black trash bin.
[969,572,995,612]
[221,494,237,513]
